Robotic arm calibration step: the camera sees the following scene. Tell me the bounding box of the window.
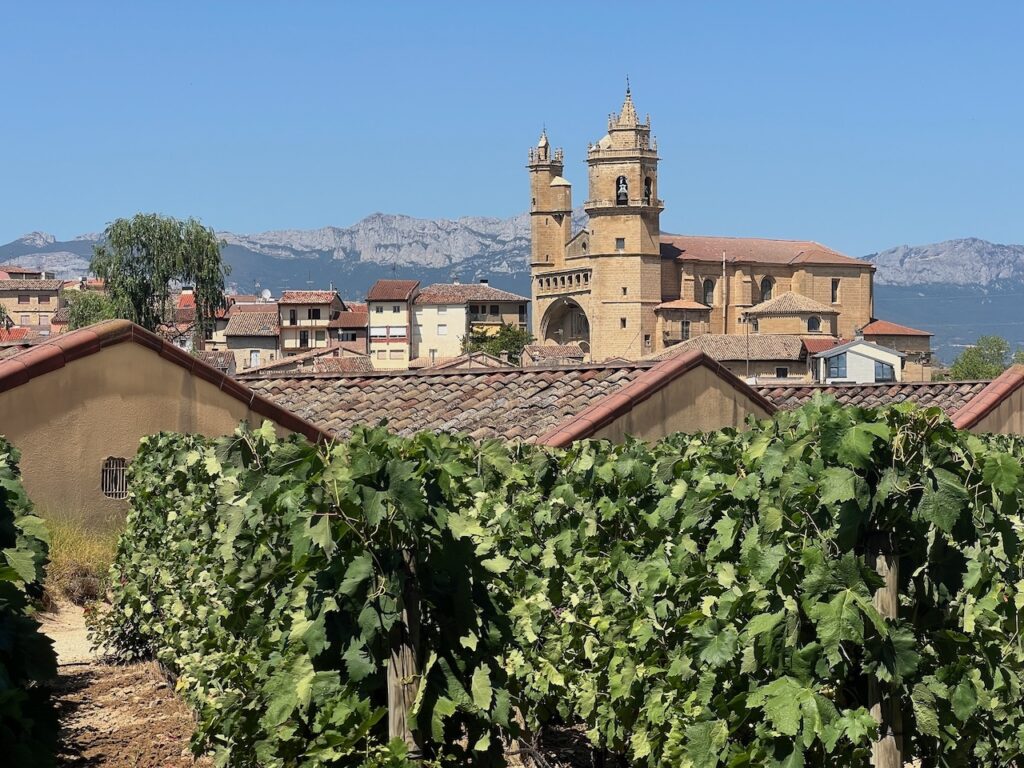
[615,175,628,205]
[388,326,405,337]
[644,334,651,348]
[249,350,260,369]
[620,317,627,329]
[827,353,847,379]
[874,360,896,382]
[831,279,841,303]
[339,331,357,341]
[644,176,653,205]
[681,320,691,341]
[807,316,822,333]
[469,305,478,315]
[437,306,447,315]
[39,294,50,304]
[308,308,321,320]
[615,237,625,252]
[375,305,383,314]
[17,295,28,304]
[370,325,388,338]
[622,286,628,296]
[19,314,29,325]
[299,330,309,347]
[702,279,715,306]
[315,330,325,342]
[518,304,527,322]
[101,457,129,500]
[760,277,774,302]
[489,304,499,316]
[389,350,404,360]
[437,323,448,336]
[289,309,297,325]
[392,305,401,313]
[775,367,789,378]
[377,350,386,360]
[39,315,49,327]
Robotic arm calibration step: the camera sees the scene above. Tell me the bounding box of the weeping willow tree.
[91,213,229,337]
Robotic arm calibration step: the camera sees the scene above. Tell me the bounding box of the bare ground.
[39,602,212,768]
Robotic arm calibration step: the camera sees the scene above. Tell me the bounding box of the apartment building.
[278,290,346,355]
[367,280,419,370]
[0,279,63,329]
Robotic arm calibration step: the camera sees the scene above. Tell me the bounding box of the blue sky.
[2,2,1022,255]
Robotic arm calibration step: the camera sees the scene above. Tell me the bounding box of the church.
[528,88,932,381]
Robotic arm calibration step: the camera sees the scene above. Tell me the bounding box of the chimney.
[453,277,460,285]
[499,351,509,363]
[479,278,489,285]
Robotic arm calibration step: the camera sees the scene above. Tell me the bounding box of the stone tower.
[529,87,664,361]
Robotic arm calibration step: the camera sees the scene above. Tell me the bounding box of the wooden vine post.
[388,548,423,761]
[869,532,903,768]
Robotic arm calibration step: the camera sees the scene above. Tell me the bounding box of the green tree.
[461,323,534,361]
[65,290,118,330]
[91,213,228,335]
[949,335,1011,379]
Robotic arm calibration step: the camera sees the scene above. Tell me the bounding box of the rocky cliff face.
[865,238,1024,286]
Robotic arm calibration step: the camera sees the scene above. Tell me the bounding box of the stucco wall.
[0,343,294,530]
[592,366,771,443]
[413,305,468,360]
[969,390,1024,435]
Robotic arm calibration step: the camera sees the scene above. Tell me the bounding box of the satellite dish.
[260,288,272,302]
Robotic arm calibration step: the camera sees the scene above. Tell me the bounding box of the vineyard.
[88,398,1024,767]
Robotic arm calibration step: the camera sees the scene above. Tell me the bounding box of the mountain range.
[2,215,1023,363]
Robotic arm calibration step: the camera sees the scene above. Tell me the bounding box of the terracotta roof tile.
[223,311,280,337]
[861,319,933,337]
[952,365,1024,429]
[650,334,807,362]
[759,380,992,416]
[0,279,63,291]
[279,290,340,304]
[414,283,529,305]
[745,292,838,316]
[523,343,585,360]
[660,235,870,268]
[801,336,846,355]
[366,279,420,302]
[329,311,368,329]
[226,302,277,317]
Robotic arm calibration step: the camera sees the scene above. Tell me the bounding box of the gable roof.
[279,290,340,305]
[330,311,369,329]
[801,336,845,355]
[811,338,904,359]
[650,334,807,362]
[223,311,280,337]
[660,235,870,268]
[367,279,420,302]
[414,283,529,305]
[242,353,775,445]
[0,264,42,276]
[523,343,586,361]
[0,279,63,291]
[951,365,1024,430]
[0,320,325,441]
[241,344,370,376]
[861,319,933,337]
[226,302,278,317]
[745,292,838,317]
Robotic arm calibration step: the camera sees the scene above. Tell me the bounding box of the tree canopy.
[949,335,1024,379]
[65,290,118,330]
[462,323,533,361]
[90,213,228,335]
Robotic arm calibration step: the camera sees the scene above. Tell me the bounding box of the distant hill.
[3,222,1023,364]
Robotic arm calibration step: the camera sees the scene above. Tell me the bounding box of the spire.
[537,127,548,148]
[617,80,639,127]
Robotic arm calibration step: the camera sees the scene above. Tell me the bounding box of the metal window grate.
[101,457,129,500]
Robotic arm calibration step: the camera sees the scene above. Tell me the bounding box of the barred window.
[101,457,128,499]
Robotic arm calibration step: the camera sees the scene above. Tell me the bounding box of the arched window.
[643,176,653,205]
[615,175,628,205]
[807,316,821,333]
[760,277,774,301]
[702,279,715,306]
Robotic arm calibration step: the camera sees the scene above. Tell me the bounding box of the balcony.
[535,269,591,296]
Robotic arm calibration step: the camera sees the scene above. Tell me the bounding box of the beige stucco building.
[278,290,346,355]
[0,279,63,329]
[367,279,419,369]
[0,320,323,531]
[529,88,893,365]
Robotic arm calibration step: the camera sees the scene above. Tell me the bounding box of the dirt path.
[39,603,212,767]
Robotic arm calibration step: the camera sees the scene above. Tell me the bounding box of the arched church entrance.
[540,298,590,351]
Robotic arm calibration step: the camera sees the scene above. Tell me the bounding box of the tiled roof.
[801,336,845,355]
[0,264,42,275]
[414,283,529,305]
[279,290,339,305]
[223,311,280,337]
[0,279,63,291]
[861,319,933,337]
[745,292,838,317]
[0,327,30,343]
[660,235,870,268]
[312,356,374,374]
[0,320,326,442]
[195,349,235,373]
[51,307,71,325]
[650,334,807,362]
[409,351,514,370]
[655,299,710,311]
[367,280,420,302]
[759,380,992,415]
[952,366,1024,430]
[177,293,195,308]
[240,345,367,376]
[344,301,367,313]
[329,311,369,329]
[226,302,277,317]
[523,344,585,360]
[244,352,776,444]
